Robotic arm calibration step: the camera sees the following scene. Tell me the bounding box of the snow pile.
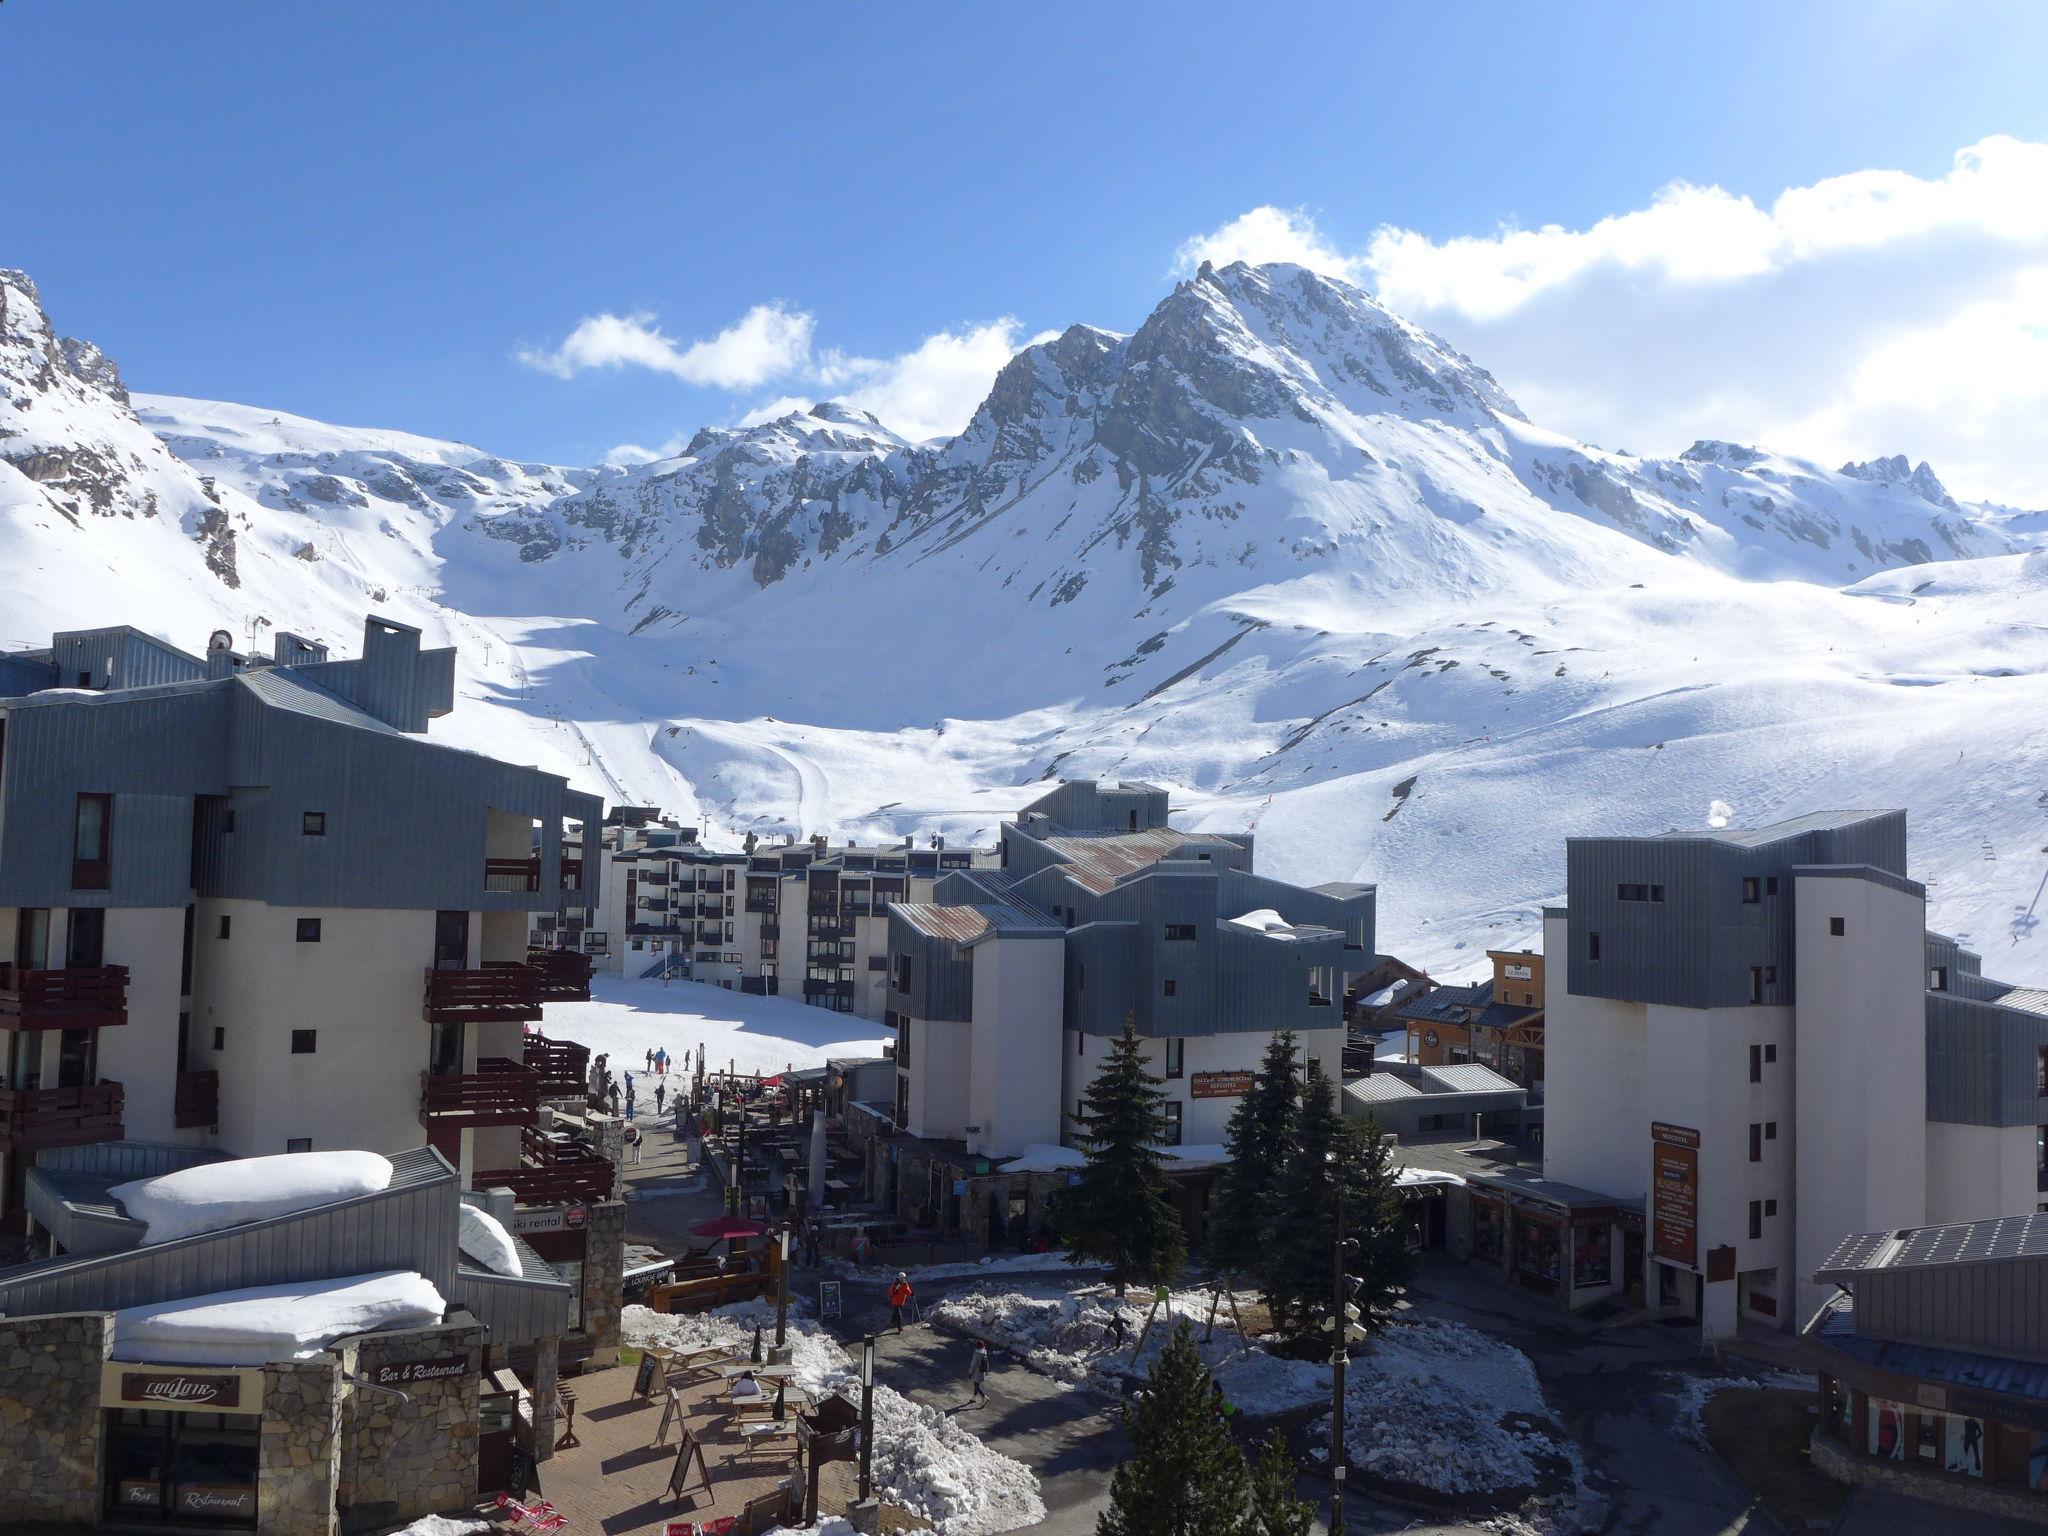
[1316,1318,1557,1497]
[111,1151,393,1244]
[995,1145,1085,1174]
[930,1282,1329,1415]
[384,1518,489,1536]
[1664,1368,1814,1448]
[1227,908,1299,939]
[457,1202,522,1277]
[623,1300,1044,1535]
[111,1270,446,1366]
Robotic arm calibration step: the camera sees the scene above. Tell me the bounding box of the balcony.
[0,1080,124,1150]
[0,965,130,1031]
[483,857,586,894]
[525,947,594,1003]
[422,966,543,1024]
[475,1128,614,1206]
[421,1057,542,1128]
[173,1070,219,1130]
[522,1032,591,1098]
[759,921,780,939]
[697,923,724,944]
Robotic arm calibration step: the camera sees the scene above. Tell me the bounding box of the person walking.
[654,1081,667,1115]
[887,1272,916,1332]
[966,1341,991,1406]
[606,1082,621,1115]
[625,1123,643,1164]
[1104,1310,1129,1350]
[645,1048,655,1071]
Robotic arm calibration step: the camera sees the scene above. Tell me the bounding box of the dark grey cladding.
[1926,989,2048,1127]
[0,614,602,912]
[1562,809,1908,1009]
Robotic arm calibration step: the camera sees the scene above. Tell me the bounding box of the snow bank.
[996,1144,1083,1174]
[457,1202,521,1277]
[623,1300,1044,1535]
[383,1517,489,1536]
[111,1151,393,1244]
[112,1270,445,1366]
[930,1282,1329,1415]
[1227,908,1299,939]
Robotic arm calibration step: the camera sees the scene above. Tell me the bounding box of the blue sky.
[6,2,2048,495]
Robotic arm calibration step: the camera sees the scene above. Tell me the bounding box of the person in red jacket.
[887,1272,915,1332]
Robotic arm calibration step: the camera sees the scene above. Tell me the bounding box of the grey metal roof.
[1997,987,2048,1018]
[1817,1212,2048,1278]
[1424,1063,1525,1094]
[1652,809,1901,846]
[1811,1298,2048,1403]
[236,663,406,736]
[1790,862,1927,899]
[1462,1165,1624,1211]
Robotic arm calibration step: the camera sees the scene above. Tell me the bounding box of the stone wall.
[580,1199,627,1360]
[336,1321,483,1534]
[0,1311,109,1527]
[260,1357,342,1536]
[1811,1431,2048,1527]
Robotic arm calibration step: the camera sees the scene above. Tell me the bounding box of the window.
[291,1029,317,1054]
[1164,1038,1184,1078]
[1748,1200,1763,1240]
[1764,965,1777,984]
[1749,1124,1763,1162]
[891,952,911,991]
[1160,1101,1182,1146]
[286,1137,312,1153]
[218,915,232,940]
[1748,967,1764,1004]
[1930,966,1948,992]
[1829,916,1846,936]
[1618,883,1666,904]
[1766,1121,1778,1140]
[1749,1044,1762,1083]
[1764,1198,1778,1217]
[1765,877,1779,896]
[1077,1033,1085,1057]
[301,811,326,836]
[212,1026,225,1051]
[1163,924,1197,942]
[1162,979,1177,998]
[72,792,112,890]
[1077,963,1086,991]
[1742,877,1760,904]
[295,918,322,943]
[1764,1043,1777,1064]
[2039,1048,2048,1097]
[1587,931,1601,961]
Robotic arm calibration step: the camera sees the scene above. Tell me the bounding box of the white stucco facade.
[965,935,1063,1158]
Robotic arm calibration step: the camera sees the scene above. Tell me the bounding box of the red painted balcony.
[422,966,543,1025]
[521,1031,591,1097]
[421,1057,541,1128]
[173,1069,219,1130]
[0,965,129,1031]
[525,948,593,1003]
[475,1128,614,1205]
[0,1080,124,1150]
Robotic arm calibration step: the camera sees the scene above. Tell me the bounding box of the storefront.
[102,1367,265,1528]
[1451,1168,1627,1314]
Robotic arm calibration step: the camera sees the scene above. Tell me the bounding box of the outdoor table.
[719,1362,796,1380]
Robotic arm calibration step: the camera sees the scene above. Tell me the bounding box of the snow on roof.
[999,1144,1086,1174]
[111,1269,446,1366]
[458,1203,521,1278]
[1227,908,1299,940]
[110,1151,394,1245]
[1360,981,1402,1008]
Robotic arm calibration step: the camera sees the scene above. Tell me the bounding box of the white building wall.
[190,898,435,1160]
[1792,875,1929,1327]
[1925,1122,2040,1228]
[89,906,190,1145]
[1542,916,1651,1200]
[965,936,1064,1158]
[905,1016,970,1142]
[1059,1026,1346,1151]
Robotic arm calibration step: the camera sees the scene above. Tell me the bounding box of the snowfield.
[623,1300,1045,1536]
[931,1282,1331,1415]
[537,975,889,1082]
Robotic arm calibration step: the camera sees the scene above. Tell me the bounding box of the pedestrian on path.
[625,1123,643,1164]
[966,1341,990,1405]
[1104,1311,1129,1350]
[606,1082,621,1115]
[645,1048,655,1071]
[655,1081,667,1114]
[887,1272,916,1332]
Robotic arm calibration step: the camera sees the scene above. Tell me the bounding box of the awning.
[691,1215,768,1241]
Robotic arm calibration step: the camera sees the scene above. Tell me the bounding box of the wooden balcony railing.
[173,1069,219,1130]
[522,1032,591,1097]
[0,965,130,1031]
[420,1057,542,1127]
[0,1079,124,1150]
[422,966,543,1024]
[475,1130,614,1205]
[484,857,587,894]
[524,948,593,1003]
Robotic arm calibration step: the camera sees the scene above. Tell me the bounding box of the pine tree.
[1345,1108,1417,1327]
[1096,1323,1250,1536]
[1206,1030,1301,1279]
[1246,1430,1314,1536]
[1058,1020,1186,1296]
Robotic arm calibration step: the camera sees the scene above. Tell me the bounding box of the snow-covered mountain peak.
[1840,453,1960,513]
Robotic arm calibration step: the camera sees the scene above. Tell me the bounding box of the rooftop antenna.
[245,614,272,654]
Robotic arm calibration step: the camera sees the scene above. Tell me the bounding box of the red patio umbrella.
[691,1214,767,1241]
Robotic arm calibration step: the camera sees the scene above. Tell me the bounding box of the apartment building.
[1540,809,2048,1336]
[599,826,987,1016]
[0,616,613,1231]
[875,782,1377,1234]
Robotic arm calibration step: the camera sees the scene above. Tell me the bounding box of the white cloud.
[519,303,814,390]
[1176,136,2048,502]
[828,321,1056,443]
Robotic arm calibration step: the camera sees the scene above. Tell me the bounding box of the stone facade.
[1811,1431,2048,1527]
[0,1311,109,1527]
[579,1198,628,1360]
[260,1357,343,1536]
[336,1321,483,1534]
[531,1333,560,1461]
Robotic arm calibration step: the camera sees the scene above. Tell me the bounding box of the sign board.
[110,1366,252,1411]
[634,1351,662,1399]
[1189,1070,1254,1099]
[1650,1122,1700,1266]
[371,1354,467,1388]
[818,1280,843,1320]
[952,1179,967,1197]
[505,1444,536,1503]
[177,1485,256,1519]
[118,1479,160,1508]
[667,1428,712,1500]
[507,1204,582,1235]
[1504,963,1534,981]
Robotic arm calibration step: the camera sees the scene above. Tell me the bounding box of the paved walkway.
[1833,1483,2042,1536]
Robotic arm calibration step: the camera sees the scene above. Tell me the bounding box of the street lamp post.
[776,1222,792,1350]
[859,1334,877,1503]
[1331,1173,1347,1536]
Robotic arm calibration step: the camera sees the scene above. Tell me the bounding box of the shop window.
[1471,1198,1505,1263]
[1514,1213,1562,1285]
[301,811,326,836]
[1571,1221,1611,1287]
[1868,1399,1907,1461]
[1830,916,1846,936]
[295,918,322,943]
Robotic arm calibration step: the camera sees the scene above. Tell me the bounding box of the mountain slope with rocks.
[5,261,2046,981]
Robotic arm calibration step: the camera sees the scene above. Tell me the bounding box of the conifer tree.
[1207,1029,1301,1279]
[1058,1020,1186,1296]
[1096,1323,1249,1536]
[1246,1430,1314,1536]
[1345,1106,1416,1326]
